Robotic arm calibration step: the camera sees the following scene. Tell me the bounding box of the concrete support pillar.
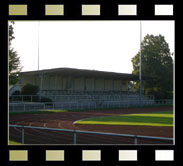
[94,78,96,91]
[73,78,75,90]
[112,79,114,91]
[62,77,64,90]
[104,79,105,91]
[84,77,86,91]
[55,75,57,90]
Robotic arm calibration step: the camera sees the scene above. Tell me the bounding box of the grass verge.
[75,111,173,127]
[9,140,21,145]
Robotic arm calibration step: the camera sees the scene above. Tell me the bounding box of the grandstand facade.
[9,68,155,111]
[19,68,140,94]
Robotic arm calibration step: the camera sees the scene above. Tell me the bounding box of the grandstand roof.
[20,67,150,81]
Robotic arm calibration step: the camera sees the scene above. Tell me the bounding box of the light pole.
[139,21,142,106]
[37,21,43,101]
[38,21,40,71]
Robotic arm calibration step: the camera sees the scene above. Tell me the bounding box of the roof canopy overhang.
[20,68,150,81]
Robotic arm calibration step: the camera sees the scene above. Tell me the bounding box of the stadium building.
[19,68,138,93]
[10,68,154,110]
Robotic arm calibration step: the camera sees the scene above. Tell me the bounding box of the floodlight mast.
[38,21,40,72]
[139,21,142,106]
[38,21,43,100]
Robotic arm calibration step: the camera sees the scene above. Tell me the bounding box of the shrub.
[20,83,52,103]
[20,83,39,95]
[40,96,52,103]
[32,96,52,103]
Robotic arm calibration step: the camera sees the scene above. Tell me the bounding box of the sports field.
[75,111,173,127]
[9,106,173,145]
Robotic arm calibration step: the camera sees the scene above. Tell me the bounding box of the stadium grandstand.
[9,68,155,111]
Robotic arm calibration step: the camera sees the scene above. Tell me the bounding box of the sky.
[11,21,174,74]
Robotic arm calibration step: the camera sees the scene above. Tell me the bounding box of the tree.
[20,83,52,103]
[9,22,22,85]
[131,34,173,99]
[20,83,39,95]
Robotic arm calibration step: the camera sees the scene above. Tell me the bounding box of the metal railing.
[155,99,173,105]
[9,94,155,103]
[9,99,173,112]
[9,102,46,112]
[9,124,173,145]
[8,100,150,112]
[9,98,172,112]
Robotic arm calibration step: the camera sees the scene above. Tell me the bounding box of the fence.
[155,99,173,105]
[9,98,172,112]
[9,102,46,112]
[9,125,173,145]
[9,94,155,103]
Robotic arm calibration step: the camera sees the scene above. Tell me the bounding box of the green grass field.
[75,111,173,127]
[9,140,21,145]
